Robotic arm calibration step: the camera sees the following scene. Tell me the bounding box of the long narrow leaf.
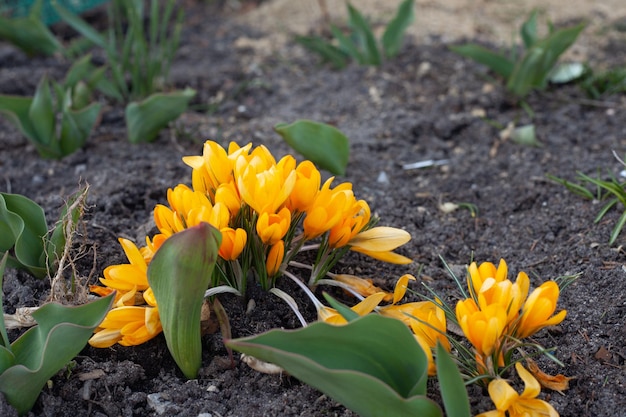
[52,1,109,52]
[295,36,350,69]
[520,10,538,48]
[28,76,55,146]
[347,3,381,65]
[436,343,471,417]
[449,44,514,79]
[381,0,415,58]
[609,210,626,245]
[331,25,366,64]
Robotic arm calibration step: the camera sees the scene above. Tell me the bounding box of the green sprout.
[0,56,102,159]
[296,0,415,69]
[579,66,626,99]
[450,10,586,98]
[53,0,196,143]
[548,169,626,245]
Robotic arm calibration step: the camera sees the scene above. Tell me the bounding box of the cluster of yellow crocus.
[455,260,566,375]
[89,140,412,347]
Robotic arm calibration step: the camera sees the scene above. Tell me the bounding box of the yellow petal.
[351,292,386,315]
[118,238,147,272]
[350,247,413,264]
[516,362,541,399]
[349,227,410,251]
[392,274,416,304]
[488,378,519,411]
[332,274,391,300]
[88,329,122,348]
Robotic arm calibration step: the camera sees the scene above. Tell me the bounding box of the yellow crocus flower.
[89,305,162,348]
[98,238,149,292]
[287,160,321,212]
[515,281,566,339]
[328,199,371,248]
[218,227,247,261]
[456,299,507,356]
[266,240,285,276]
[183,140,252,194]
[237,159,297,215]
[303,178,353,239]
[256,207,291,245]
[214,181,242,217]
[468,259,509,297]
[477,362,559,417]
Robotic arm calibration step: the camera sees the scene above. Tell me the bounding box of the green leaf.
[520,10,539,48]
[226,315,441,417]
[0,193,48,278]
[0,14,61,56]
[436,343,471,417]
[0,253,11,350]
[52,1,109,52]
[609,210,626,245]
[330,25,366,64]
[0,293,114,415]
[449,44,515,79]
[147,223,222,379]
[0,95,38,142]
[274,120,350,175]
[347,2,381,65]
[381,0,415,58]
[295,35,350,69]
[507,22,585,96]
[125,88,196,143]
[59,101,102,156]
[28,76,55,146]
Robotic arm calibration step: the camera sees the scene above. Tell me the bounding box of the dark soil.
[1,2,626,416]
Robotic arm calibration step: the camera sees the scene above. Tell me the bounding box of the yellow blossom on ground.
[89,305,162,348]
[332,274,393,301]
[515,281,566,339]
[317,292,387,325]
[476,362,559,417]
